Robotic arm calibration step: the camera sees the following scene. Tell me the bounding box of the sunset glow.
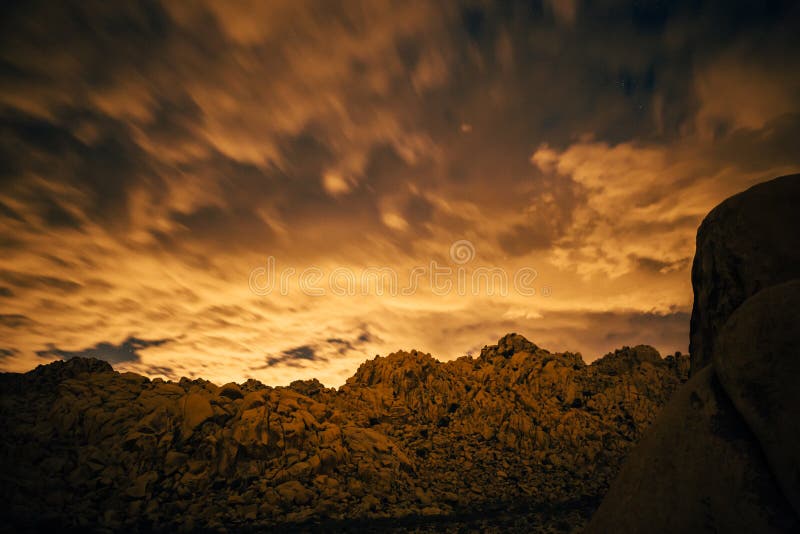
[1,1,799,386]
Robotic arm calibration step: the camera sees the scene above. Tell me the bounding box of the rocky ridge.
[0,335,688,532]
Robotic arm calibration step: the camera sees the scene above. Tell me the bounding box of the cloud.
[139,364,176,379]
[529,135,800,277]
[0,348,19,360]
[0,0,798,386]
[543,0,577,26]
[35,336,172,364]
[0,201,25,223]
[695,56,800,136]
[265,345,324,368]
[0,270,82,293]
[0,314,34,328]
[327,330,375,354]
[260,327,376,372]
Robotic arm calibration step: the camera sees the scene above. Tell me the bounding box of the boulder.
[182,393,214,434]
[591,175,800,532]
[127,472,158,500]
[218,382,244,399]
[714,280,800,515]
[484,333,539,357]
[275,480,313,506]
[586,367,798,533]
[689,174,800,374]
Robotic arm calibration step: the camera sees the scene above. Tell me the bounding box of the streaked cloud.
[0,0,798,385]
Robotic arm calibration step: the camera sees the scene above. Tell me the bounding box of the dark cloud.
[630,254,691,274]
[0,286,13,297]
[356,331,374,344]
[0,348,19,359]
[35,336,172,364]
[265,345,324,368]
[260,327,378,370]
[1,0,797,261]
[327,328,376,355]
[141,364,176,379]
[41,254,75,269]
[712,113,800,172]
[0,235,24,250]
[0,314,34,328]
[0,270,82,293]
[0,106,160,238]
[168,204,275,252]
[498,223,560,256]
[0,201,24,222]
[38,196,84,229]
[403,194,436,229]
[326,338,355,352]
[597,311,691,351]
[282,346,316,360]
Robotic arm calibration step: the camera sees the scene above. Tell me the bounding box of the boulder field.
[1,336,688,532]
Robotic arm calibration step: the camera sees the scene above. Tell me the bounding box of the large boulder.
[689,174,800,373]
[586,367,798,533]
[689,174,800,374]
[714,280,800,515]
[590,175,800,532]
[181,392,214,434]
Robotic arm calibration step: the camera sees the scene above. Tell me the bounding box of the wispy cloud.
[0,1,798,385]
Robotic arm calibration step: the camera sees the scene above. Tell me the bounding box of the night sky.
[1,1,799,386]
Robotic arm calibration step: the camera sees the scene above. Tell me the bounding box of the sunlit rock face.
[0,335,687,532]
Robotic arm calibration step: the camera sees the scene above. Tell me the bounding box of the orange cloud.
[1,0,799,386]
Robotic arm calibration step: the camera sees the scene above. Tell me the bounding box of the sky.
[1,0,799,387]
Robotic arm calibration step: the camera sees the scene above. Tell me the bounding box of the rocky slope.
[0,335,688,532]
[588,174,800,532]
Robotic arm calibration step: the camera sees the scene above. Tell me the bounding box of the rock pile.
[0,336,688,532]
[588,174,800,532]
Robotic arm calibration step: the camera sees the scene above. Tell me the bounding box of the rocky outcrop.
[0,336,688,532]
[689,173,800,374]
[589,175,800,532]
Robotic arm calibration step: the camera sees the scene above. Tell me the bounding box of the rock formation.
[0,336,688,532]
[586,366,798,533]
[588,174,800,532]
[714,280,800,515]
[689,173,800,374]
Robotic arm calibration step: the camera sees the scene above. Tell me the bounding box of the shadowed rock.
[714,280,800,516]
[590,175,800,532]
[0,336,688,532]
[586,367,798,533]
[689,174,800,374]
